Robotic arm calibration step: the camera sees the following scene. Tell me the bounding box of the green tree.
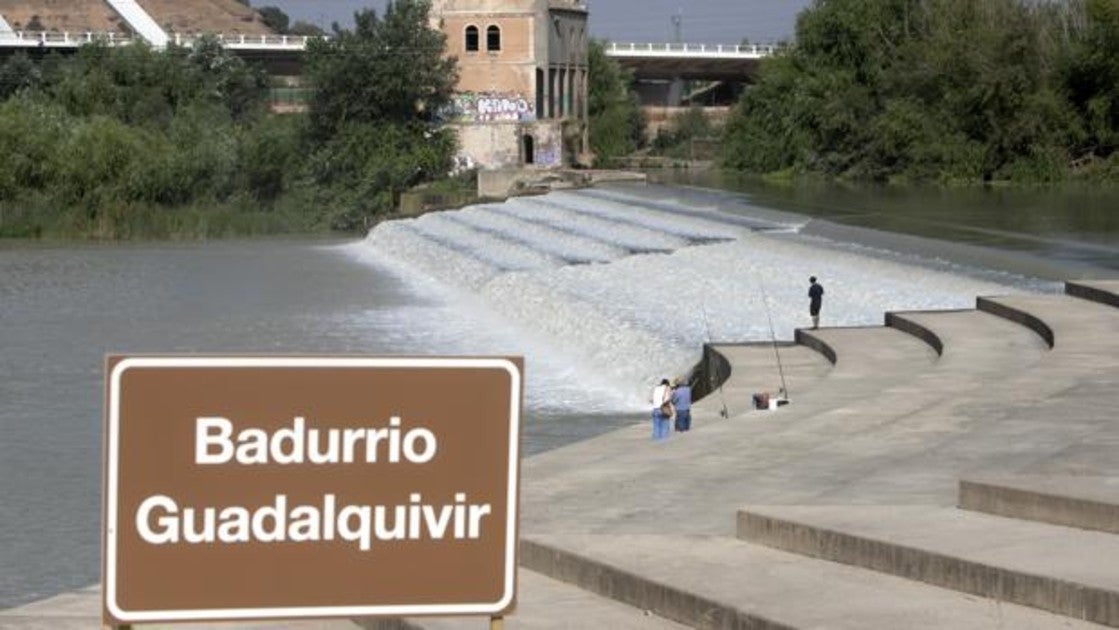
[722,0,1101,182]
[587,40,644,165]
[186,36,270,120]
[289,21,325,37]
[238,114,304,203]
[1063,0,1119,159]
[258,6,290,34]
[0,53,42,100]
[305,1,457,142]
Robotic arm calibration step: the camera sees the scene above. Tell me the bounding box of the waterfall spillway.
[356,187,1035,414]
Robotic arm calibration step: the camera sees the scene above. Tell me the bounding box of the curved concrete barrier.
[794,328,837,365]
[885,312,945,356]
[690,343,733,404]
[1066,280,1119,309]
[976,297,1055,349]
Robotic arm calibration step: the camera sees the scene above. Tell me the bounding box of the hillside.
[0,0,273,35]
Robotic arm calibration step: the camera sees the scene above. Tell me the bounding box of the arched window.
[465,25,479,52]
[487,25,501,51]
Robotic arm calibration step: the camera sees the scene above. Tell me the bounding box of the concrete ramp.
[104,0,168,47]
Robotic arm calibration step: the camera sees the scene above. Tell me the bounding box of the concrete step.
[886,308,1049,375]
[979,294,1119,353]
[515,534,1105,629]
[0,585,359,629]
[698,343,830,419]
[357,569,687,630]
[737,505,1119,627]
[1067,280,1119,309]
[792,325,936,391]
[960,475,1119,534]
[0,573,683,630]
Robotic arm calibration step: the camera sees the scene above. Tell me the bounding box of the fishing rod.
[758,278,790,402]
[699,300,730,418]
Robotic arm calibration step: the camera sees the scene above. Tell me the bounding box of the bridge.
[0,31,775,82]
[604,42,777,82]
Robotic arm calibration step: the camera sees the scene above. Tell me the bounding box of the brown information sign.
[103,356,522,624]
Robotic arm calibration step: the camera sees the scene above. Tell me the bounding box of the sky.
[263,0,814,44]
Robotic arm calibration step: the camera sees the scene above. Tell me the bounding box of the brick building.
[431,0,588,170]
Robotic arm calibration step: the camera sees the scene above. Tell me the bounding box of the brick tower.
[430,0,589,170]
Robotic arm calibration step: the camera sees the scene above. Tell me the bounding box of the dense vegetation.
[587,40,645,165]
[0,0,457,239]
[722,0,1119,183]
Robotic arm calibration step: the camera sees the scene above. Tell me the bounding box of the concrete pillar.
[558,68,566,118]
[549,67,558,119]
[565,66,573,117]
[667,78,684,107]
[536,67,545,120]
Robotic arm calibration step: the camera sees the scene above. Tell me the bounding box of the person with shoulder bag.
[651,378,673,441]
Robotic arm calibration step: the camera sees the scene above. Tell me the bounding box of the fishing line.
[699,299,729,418]
[757,277,789,401]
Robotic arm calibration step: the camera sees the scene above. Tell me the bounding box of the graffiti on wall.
[452,92,536,123]
[534,146,560,167]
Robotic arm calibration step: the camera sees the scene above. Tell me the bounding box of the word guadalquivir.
[134,416,494,552]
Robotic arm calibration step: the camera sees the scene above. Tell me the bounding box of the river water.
[0,183,1113,608]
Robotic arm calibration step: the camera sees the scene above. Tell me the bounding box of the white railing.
[1,34,769,57]
[606,42,780,58]
[0,31,136,47]
[170,33,318,50]
[0,30,318,50]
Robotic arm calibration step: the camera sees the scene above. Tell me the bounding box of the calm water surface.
[650,171,1119,272]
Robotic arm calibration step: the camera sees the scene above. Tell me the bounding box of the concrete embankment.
[5,281,1118,628]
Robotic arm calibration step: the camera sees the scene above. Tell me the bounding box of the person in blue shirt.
[672,377,692,432]
[808,276,825,330]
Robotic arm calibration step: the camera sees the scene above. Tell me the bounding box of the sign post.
[103,356,522,625]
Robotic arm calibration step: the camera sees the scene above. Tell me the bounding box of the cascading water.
[350,187,1044,415]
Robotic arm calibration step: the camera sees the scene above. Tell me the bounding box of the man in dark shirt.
[808,276,824,329]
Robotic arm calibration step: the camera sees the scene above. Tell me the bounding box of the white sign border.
[106,356,522,623]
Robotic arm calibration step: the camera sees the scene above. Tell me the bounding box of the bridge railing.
[606,42,781,58]
[0,31,136,47]
[170,33,321,50]
[0,30,320,50]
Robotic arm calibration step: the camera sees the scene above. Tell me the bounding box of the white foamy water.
[351,188,1043,413]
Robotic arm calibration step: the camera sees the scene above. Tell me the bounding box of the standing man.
[651,378,673,441]
[672,377,693,432]
[808,276,825,330]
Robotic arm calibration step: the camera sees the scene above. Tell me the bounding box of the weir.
[361,187,1041,410]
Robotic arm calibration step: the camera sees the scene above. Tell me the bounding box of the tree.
[587,40,644,165]
[303,1,459,225]
[289,21,325,37]
[722,0,1100,182]
[0,53,42,100]
[258,6,290,34]
[186,35,269,120]
[305,1,457,142]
